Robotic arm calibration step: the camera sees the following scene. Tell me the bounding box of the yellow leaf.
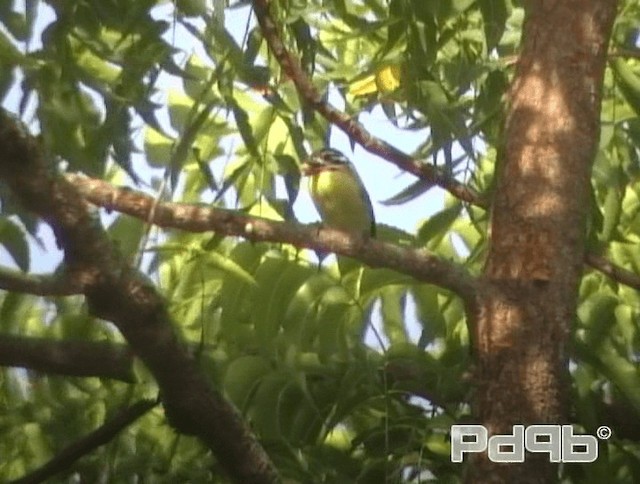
[375,63,402,95]
[348,63,403,98]
[348,74,378,96]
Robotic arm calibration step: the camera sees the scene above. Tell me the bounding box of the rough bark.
[469,1,618,482]
[0,112,280,484]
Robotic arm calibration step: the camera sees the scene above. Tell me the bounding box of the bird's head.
[301,148,351,176]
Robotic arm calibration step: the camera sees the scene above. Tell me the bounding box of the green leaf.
[1,9,28,41]
[219,243,266,338]
[176,0,207,17]
[380,178,436,206]
[412,285,447,346]
[599,185,623,242]
[223,355,272,409]
[214,158,252,204]
[144,127,174,167]
[169,100,217,188]
[252,258,312,346]
[228,96,260,157]
[0,30,24,64]
[246,372,290,439]
[379,286,409,345]
[595,339,640,415]
[612,58,640,118]
[0,217,29,272]
[578,292,618,346]
[416,202,462,245]
[282,272,336,344]
[478,0,511,50]
[108,214,145,263]
[205,250,258,287]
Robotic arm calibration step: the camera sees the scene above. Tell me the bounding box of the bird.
[301,148,376,238]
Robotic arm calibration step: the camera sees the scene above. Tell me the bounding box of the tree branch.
[0,266,82,295]
[250,0,483,206]
[65,173,478,302]
[585,252,640,291]
[0,110,279,484]
[11,399,158,484]
[0,335,135,382]
[68,172,640,300]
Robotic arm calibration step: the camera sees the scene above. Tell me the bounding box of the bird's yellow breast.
[308,168,373,236]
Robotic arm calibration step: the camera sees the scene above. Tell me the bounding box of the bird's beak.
[301,159,346,176]
[300,160,322,176]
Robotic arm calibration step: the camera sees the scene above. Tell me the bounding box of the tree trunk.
[468,1,618,482]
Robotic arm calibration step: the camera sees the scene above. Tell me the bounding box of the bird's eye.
[309,148,349,166]
[324,151,348,165]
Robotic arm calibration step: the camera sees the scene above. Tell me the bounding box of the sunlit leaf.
[0,217,29,272]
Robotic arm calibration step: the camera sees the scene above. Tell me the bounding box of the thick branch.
[251,0,482,206]
[0,110,279,484]
[585,252,640,291]
[66,174,478,302]
[0,266,82,295]
[0,335,135,382]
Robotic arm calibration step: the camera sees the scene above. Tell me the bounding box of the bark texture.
[469,1,618,482]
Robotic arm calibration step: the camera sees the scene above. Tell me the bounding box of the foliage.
[1,0,640,482]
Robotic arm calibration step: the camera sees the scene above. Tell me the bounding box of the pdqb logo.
[451,425,609,463]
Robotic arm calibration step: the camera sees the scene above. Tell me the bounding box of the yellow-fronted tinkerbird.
[301,148,376,238]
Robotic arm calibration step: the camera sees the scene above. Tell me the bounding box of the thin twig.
[11,399,158,484]
[585,252,640,291]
